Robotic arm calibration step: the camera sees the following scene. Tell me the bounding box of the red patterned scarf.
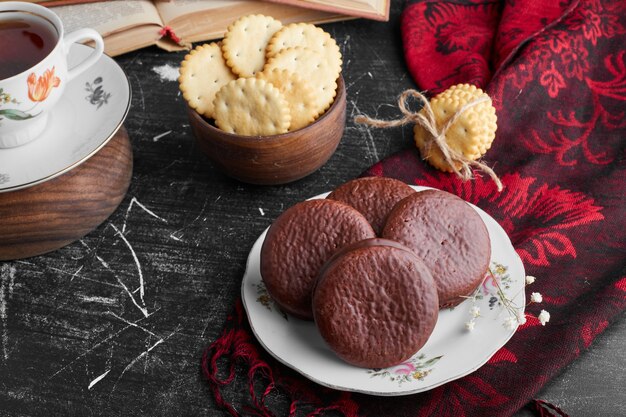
[202,1,626,415]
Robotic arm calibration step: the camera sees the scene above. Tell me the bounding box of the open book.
[264,0,389,21]
[50,0,354,57]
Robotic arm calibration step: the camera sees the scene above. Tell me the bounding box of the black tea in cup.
[0,14,58,80]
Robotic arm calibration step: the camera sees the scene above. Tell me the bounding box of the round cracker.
[213,77,291,136]
[264,46,339,115]
[178,43,236,119]
[266,23,342,74]
[257,69,319,131]
[222,14,283,78]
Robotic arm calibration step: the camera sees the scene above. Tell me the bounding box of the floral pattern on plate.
[368,354,443,385]
[256,282,288,320]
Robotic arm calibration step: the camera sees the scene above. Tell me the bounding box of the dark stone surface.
[1,3,624,416]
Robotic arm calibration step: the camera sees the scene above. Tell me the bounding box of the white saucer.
[241,186,526,396]
[0,44,131,193]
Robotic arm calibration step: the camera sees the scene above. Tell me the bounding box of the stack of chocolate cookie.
[260,177,491,369]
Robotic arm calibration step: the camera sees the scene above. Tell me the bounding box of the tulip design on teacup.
[0,67,61,125]
[28,67,61,102]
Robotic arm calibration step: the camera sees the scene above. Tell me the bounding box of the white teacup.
[0,1,104,148]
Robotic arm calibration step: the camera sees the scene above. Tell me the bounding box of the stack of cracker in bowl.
[179,14,347,185]
[179,14,342,135]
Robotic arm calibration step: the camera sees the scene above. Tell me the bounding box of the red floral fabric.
[203,1,626,416]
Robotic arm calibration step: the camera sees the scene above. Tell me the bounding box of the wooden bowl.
[0,127,133,260]
[188,76,346,185]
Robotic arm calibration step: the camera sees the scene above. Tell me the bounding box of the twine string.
[354,89,503,191]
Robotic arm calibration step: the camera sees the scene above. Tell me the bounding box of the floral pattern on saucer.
[85,77,111,109]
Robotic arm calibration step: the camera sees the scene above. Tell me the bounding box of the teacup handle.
[63,29,105,81]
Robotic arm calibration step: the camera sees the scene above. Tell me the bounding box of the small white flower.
[525,275,536,285]
[504,317,518,330]
[465,320,475,331]
[517,311,527,325]
[530,292,543,303]
[470,306,481,318]
[538,309,550,326]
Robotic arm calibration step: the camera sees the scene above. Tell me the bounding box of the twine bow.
[354,89,503,192]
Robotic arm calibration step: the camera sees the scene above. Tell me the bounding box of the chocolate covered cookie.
[327,177,415,235]
[260,199,375,320]
[313,238,439,368]
[382,189,491,308]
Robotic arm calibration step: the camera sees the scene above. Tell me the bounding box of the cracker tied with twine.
[355,84,502,191]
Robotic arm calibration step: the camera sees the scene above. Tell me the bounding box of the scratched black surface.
[1,3,625,417]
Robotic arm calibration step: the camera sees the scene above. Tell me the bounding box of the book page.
[272,0,379,12]
[30,0,105,7]
[155,0,247,24]
[155,0,348,44]
[264,0,388,20]
[53,0,163,36]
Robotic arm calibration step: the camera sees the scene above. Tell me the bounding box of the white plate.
[241,186,526,396]
[0,44,131,193]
